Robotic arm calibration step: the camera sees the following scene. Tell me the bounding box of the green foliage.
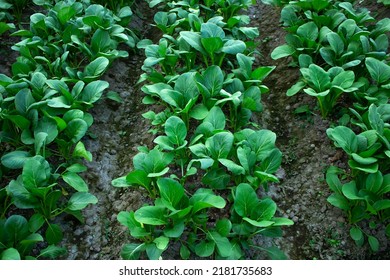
[113,0,291,260]
[0,215,66,260]
[288,63,363,117]
[272,0,390,118]
[1,0,136,259]
[269,0,390,253]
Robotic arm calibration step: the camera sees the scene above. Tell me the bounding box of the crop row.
[0,0,138,259]
[268,0,390,251]
[112,0,293,260]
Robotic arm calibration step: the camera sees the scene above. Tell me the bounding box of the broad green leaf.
[202,37,223,54]
[190,188,226,213]
[271,44,295,60]
[38,245,67,259]
[125,170,151,189]
[208,231,232,258]
[259,149,282,174]
[157,178,184,210]
[180,245,190,260]
[327,32,344,56]
[29,213,45,233]
[202,168,230,189]
[72,141,92,161]
[350,227,363,241]
[67,192,98,211]
[35,117,58,144]
[117,211,148,238]
[174,72,198,102]
[62,172,88,192]
[65,119,88,143]
[327,193,350,211]
[163,222,185,238]
[205,131,234,159]
[351,153,377,165]
[134,206,167,225]
[251,66,275,81]
[195,241,215,257]
[365,57,390,84]
[326,166,343,193]
[4,115,30,130]
[146,243,163,260]
[133,148,173,176]
[216,218,232,237]
[196,106,225,136]
[121,243,146,260]
[201,22,225,38]
[66,163,87,173]
[1,248,21,260]
[81,80,109,104]
[237,146,256,173]
[84,57,109,77]
[348,160,378,173]
[297,21,318,41]
[153,236,169,251]
[332,71,355,89]
[287,81,305,96]
[57,6,77,25]
[15,88,35,115]
[180,31,205,54]
[234,183,258,217]
[342,181,361,200]
[236,53,253,78]
[22,156,50,189]
[196,66,224,99]
[243,218,274,227]
[365,172,383,194]
[1,151,30,169]
[6,180,39,209]
[368,235,379,252]
[218,159,245,175]
[164,116,187,146]
[255,198,278,221]
[91,29,111,53]
[246,129,277,161]
[222,40,246,54]
[264,246,288,260]
[189,104,209,120]
[326,126,358,154]
[45,224,63,245]
[5,215,29,242]
[304,64,330,92]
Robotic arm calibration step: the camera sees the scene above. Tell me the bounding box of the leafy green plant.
[352,58,390,111]
[0,0,14,36]
[113,0,290,260]
[11,1,138,78]
[287,63,363,117]
[118,178,227,259]
[180,22,247,66]
[229,183,293,258]
[112,147,174,198]
[0,214,66,260]
[1,0,137,259]
[326,167,390,251]
[327,104,390,174]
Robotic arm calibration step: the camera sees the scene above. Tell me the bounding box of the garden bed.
[1,0,389,260]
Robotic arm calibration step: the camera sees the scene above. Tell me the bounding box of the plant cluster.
[112,0,293,260]
[267,0,390,252]
[0,0,16,36]
[0,0,138,259]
